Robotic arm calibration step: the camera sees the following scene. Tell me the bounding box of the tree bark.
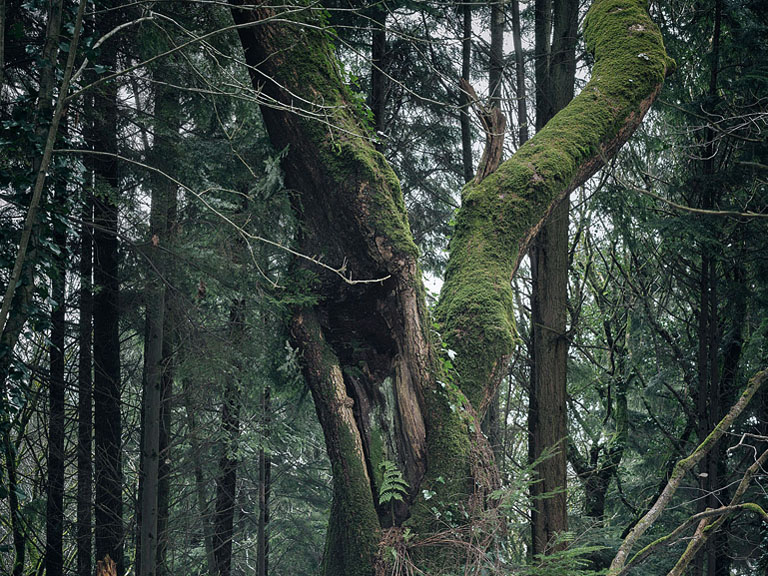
[78,165,94,576]
[46,159,68,576]
[489,0,505,106]
[138,78,178,576]
[369,6,387,150]
[92,2,123,570]
[511,0,528,146]
[257,385,271,576]
[156,187,178,576]
[230,1,670,572]
[182,378,216,576]
[460,2,474,182]
[529,0,579,556]
[212,300,245,576]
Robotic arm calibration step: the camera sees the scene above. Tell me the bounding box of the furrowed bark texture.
[528,0,579,555]
[231,1,669,573]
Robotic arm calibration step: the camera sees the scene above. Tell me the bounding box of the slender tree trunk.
[511,0,528,145]
[92,3,123,569]
[482,0,507,465]
[369,6,387,149]
[529,0,579,556]
[139,78,178,576]
[0,0,5,91]
[460,2,473,182]
[157,187,178,576]
[213,301,245,576]
[489,0,505,105]
[46,162,68,576]
[182,379,216,576]
[693,0,723,572]
[2,430,24,576]
[257,385,271,576]
[78,165,94,576]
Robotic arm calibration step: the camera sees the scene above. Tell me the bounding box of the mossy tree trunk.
[230,1,671,573]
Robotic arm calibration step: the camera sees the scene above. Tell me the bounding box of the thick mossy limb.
[292,312,381,576]
[233,1,418,269]
[436,0,669,410]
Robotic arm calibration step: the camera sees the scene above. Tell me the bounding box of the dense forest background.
[0,0,767,574]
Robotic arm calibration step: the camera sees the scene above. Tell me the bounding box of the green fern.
[378,460,409,526]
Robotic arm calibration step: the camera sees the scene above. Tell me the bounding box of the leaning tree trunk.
[230,1,671,573]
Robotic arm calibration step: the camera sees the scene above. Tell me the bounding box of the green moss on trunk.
[437,0,670,410]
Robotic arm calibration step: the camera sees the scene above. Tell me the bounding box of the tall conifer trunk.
[138,73,179,576]
[46,150,68,576]
[529,0,579,555]
[78,167,94,576]
[213,300,245,576]
[257,385,271,576]
[92,2,123,569]
[460,2,474,182]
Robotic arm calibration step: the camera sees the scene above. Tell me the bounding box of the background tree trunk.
[529,0,579,556]
[213,300,245,576]
[460,2,474,182]
[78,163,94,576]
[92,2,123,569]
[257,385,271,576]
[46,160,67,576]
[138,76,178,576]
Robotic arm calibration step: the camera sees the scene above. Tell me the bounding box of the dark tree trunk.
[460,2,473,182]
[156,188,178,576]
[2,428,24,576]
[213,301,245,576]
[78,168,94,576]
[92,2,123,570]
[46,167,68,576]
[511,0,529,146]
[138,78,178,576]
[488,2,504,106]
[257,385,271,576]
[482,0,508,466]
[369,6,387,149]
[489,0,505,106]
[529,0,579,556]
[182,378,216,576]
[229,1,669,573]
[694,0,724,572]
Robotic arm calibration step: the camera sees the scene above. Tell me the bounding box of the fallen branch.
[608,368,768,575]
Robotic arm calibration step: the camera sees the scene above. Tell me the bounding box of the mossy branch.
[608,368,767,575]
[665,444,768,576]
[618,502,768,576]
[437,0,672,412]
